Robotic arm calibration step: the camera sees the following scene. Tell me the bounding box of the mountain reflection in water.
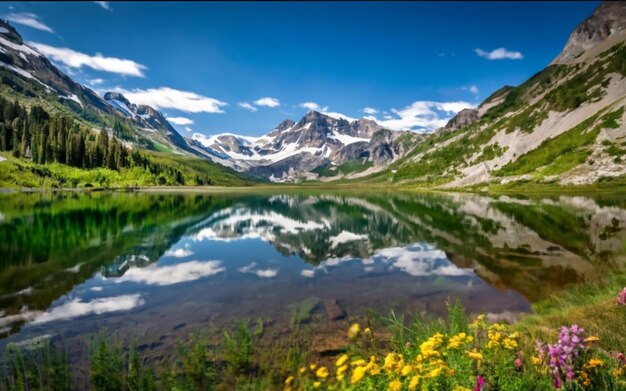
[0,191,624,353]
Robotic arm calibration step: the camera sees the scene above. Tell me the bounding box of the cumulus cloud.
[117,260,225,286]
[166,116,194,126]
[6,13,53,33]
[371,243,474,277]
[238,262,279,278]
[94,1,111,10]
[32,294,144,324]
[368,101,474,132]
[88,78,105,86]
[299,102,328,111]
[363,107,378,115]
[238,102,258,112]
[254,97,280,107]
[31,42,147,77]
[114,87,227,113]
[475,47,523,60]
[164,248,194,257]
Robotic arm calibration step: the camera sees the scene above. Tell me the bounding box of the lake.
[1,190,625,363]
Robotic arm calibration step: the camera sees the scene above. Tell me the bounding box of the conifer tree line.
[0,97,187,184]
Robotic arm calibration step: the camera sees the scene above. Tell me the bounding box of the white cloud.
[299,102,328,111]
[88,78,105,86]
[369,101,474,132]
[6,13,53,33]
[371,243,474,278]
[184,127,193,132]
[164,248,194,257]
[254,97,280,107]
[31,42,146,77]
[238,262,279,278]
[238,102,258,112]
[32,294,144,324]
[114,87,227,113]
[166,116,194,126]
[301,269,315,278]
[475,48,523,60]
[363,107,378,115]
[94,1,111,10]
[117,260,225,286]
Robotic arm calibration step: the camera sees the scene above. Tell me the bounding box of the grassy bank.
[1,272,624,390]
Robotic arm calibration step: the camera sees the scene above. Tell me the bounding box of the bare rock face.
[445,108,479,130]
[552,1,626,64]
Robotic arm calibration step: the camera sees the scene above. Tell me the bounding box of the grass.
[0,150,252,189]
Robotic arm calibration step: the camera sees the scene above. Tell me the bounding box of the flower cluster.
[616,287,626,306]
[536,325,586,388]
[286,310,625,390]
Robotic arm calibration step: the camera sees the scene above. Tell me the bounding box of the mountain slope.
[0,19,251,187]
[377,1,626,188]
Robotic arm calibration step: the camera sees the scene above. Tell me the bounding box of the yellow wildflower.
[426,367,443,378]
[401,364,413,377]
[299,366,307,374]
[467,349,483,361]
[419,333,444,359]
[351,365,367,384]
[408,375,420,390]
[351,359,366,367]
[285,376,294,385]
[447,332,472,349]
[502,338,518,350]
[452,387,472,391]
[585,358,604,369]
[348,323,361,339]
[368,362,381,376]
[389,379,402,391]
[383,353,398,371]
[581,371,591,386]
[313,381,321,388]
[316,366,329,379]
[531,356,541,366]
[613,367,624,378]
[470,314,486,330]
[584,336,600,344]
[336,354,349,367]
[336,364,348,381]
[309,364,316,370]
[364,327,372,335]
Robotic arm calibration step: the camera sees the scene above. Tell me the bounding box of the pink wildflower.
[616,287,626,305]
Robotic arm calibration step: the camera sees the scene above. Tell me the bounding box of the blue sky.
[4,1,599,137]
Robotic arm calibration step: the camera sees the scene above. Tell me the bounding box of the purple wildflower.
[616,287,626,306]
[537,325,586,389]
[475,375,486,391]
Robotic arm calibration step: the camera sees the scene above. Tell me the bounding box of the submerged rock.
[324,299,346,321]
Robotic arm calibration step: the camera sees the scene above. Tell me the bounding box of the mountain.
[0,19,250,187]
[373,1,626,188]
[191,111,424,182]
[103,91,192,152]
[0,20,115,118]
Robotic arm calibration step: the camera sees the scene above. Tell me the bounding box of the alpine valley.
[0,1,625,189]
